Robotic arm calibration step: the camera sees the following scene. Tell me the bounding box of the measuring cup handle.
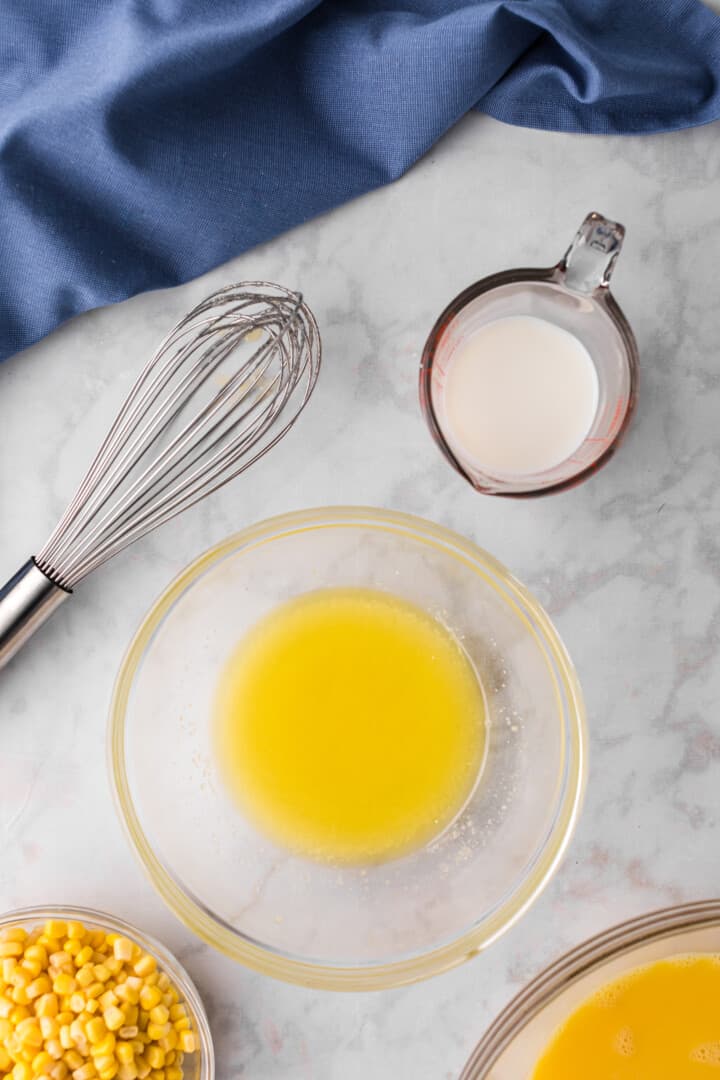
[557,212,625,294]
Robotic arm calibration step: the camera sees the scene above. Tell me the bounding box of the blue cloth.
[2,0,720,361]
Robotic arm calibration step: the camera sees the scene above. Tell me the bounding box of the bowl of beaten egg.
[460,899,720,1079]
[110,507,585,989]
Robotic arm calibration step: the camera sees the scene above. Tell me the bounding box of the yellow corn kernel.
[68,995,85,1016]
[0,944,24,960]
[156,1035,176,1055]
[52,977,76,997]
[167,1006,184,1024]
[111,941,132,964]
[1,928,27,945]
[56,1013,73,1027]
[117,1065,137,1080]
[68,1021,85,1048]
[0,1016,11,1038]
[146,1049,164,1073]
[62,1052,82,1072]
[170,1018,188,1034]
[3,957,17,982]
[73,969,92,991]
[129,1043,143,1058]
[36,939,60,957]
[36,1075,52,1080]
[98,993,116,1013]
[93,967,111,987]
[65,925,84,944]
[44,1041,63,1063]
[114,1044,133,1068]
[84,1018,106,1046]
[27,977,52,1002]
[164,1071,181,1080]
[133,1059,150,1080]
[13,1061,33,1080]
[85,1001,99,1016]
[49,956,72,976]
[121,1008,138,1031]
[102,1007,123,1033]
[12,988,30,1006]
[83,984,103,1003]
[0,994,14,1018]
[16,1017,42,1046]
[137,988,160,1014]
[10,1007,31,1025]
[49,1065,68,1080]
[98,1067,118,1080]
[4,1029,22,1057]
[149,1071,164,1080]
[59,1027,73,1051]
[35,993,59,1020]
[90,1035,115,1059]
[152,975,165,993]
[114,987,137,1008]
[44,925,67,942]
[21,959,42,979]
[104,961,121,978]
[71,1066,95,1080]
[0,1047,12,1071]
[38,1017,58,1040]
[132,956,155,980]
[62,943,80,960]
[147,1007,168,1028]
[145,1025,169,1042]
[32,1051,54,1075]
[24,946,47,967]
[77,953,94,973]
[20,963,41,989]
[178,1031,196,1055]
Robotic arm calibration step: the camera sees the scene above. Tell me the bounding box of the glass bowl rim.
[109,505,587,991]
[459,897,720,1078]
[0,903,214,1080]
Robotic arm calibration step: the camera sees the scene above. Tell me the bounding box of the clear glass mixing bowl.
[459,900,720,1078]
[109,507,586,990]
[0,905,214,1080]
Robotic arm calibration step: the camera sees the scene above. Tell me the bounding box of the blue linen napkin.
[2,0,719,361]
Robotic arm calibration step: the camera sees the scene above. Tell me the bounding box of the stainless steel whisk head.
[0,281,321,668]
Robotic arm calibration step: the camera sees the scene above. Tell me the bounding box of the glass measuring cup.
[419,212,639,497]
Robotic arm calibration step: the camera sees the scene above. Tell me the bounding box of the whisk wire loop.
[36,282,320,590]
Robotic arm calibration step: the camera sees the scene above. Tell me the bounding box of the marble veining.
[3,110,720,1077]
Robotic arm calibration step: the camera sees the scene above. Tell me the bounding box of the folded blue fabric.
[2,0,720,361]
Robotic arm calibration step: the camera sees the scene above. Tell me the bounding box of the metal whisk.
[0,281,321,669]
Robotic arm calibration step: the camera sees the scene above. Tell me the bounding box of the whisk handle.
[0,560,70,671]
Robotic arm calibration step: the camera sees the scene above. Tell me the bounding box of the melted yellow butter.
[533,955,720,1079]
[214,587,485,864]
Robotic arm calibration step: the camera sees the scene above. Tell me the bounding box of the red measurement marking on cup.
[589,396,629,446]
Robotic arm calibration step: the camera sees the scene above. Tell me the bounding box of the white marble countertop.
[3,109,720,1079]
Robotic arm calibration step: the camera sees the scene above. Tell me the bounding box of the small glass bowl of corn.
[0,907,213,1080]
